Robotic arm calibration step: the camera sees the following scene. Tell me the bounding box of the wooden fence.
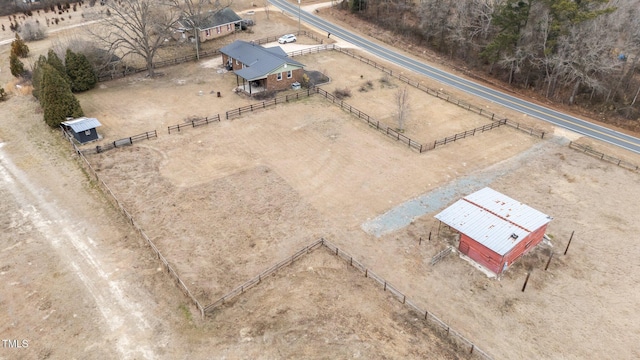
[203,239,325,314]
[168,114,221,134]
[67,130,158,155]
[314,87,424,152]
[569,141,640,172]
[329,46,545,140]
[287,44,334,58]
[225,88,314,119]
[97,32,321,82]
[430,247,453,266]
[431,119,507,150]
[203,238,492,359]
[60,128,205,318]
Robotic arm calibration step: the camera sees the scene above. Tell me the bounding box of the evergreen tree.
[46,49,70,83]
[10,33,29,58]
[31,55,48,103]
[481,0,532,63]
[65,49,97,92]
[41,63,84,128]
[9,53,25,77]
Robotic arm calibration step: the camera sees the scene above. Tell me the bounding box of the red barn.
[435,187,552,275]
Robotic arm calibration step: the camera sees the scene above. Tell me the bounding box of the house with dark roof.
[220,40,305,95]
[435,187,552,275]
[61,117,102,144]
[177,8,242,42]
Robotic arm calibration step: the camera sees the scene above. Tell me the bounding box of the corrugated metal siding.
[435,187,551,256]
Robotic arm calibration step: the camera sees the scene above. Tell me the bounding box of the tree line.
[344,0,640,120]
[9,34,97,127]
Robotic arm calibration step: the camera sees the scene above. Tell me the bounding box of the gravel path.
[361,137,565,237]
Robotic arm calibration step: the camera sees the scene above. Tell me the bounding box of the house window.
[287,70,292,79]
[84,130,91,136]
[236,59,239,65]
[216,26,221,34]
[525,240,533,249]
[227,24,231,31]
[277,72,282,81]
[205,29,210,37]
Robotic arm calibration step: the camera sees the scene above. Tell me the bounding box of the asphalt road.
[271,0,640,155]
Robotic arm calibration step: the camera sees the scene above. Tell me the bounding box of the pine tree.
[46,49,70,84]
[65,49,97,92]
[10,33,29,58]
[41,63,84,128]
[481,0,532,63]
[31,55,48,103]
[9,53,25,77]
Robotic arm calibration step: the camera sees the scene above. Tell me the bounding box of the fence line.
[98,32,323,82]
[66,130,158,155]
[202,237,492,359]
[225,88,314,119]
[430,247,453,266]
[319,239,492,359]
[60,128,205,318]
[329,46,545,140]
[313,87,424,152]
[569,141,640,172]
[203,239,325,313]
[430,119,507,150]
[168,114,221,134]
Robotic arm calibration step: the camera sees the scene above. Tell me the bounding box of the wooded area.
[343,0,640,120]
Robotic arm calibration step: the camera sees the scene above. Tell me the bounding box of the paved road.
[271,0,640,155]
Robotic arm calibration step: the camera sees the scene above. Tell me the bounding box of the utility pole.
[194,23,200,60]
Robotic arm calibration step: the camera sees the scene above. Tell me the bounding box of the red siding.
[459,234,502,274]
[460,223,548,274]
[502,224,548,270]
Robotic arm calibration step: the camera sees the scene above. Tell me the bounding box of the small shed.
[61,117,102,144]
[435,187,552,275]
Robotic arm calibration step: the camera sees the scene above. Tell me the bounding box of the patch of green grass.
[179,303,193,322]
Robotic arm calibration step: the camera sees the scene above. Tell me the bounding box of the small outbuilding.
[61,117,102,144]
[435,187,552,275]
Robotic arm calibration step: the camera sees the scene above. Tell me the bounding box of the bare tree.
[93,0,182,77]
[176,0,232,60]
[396,87,410,132]
[264,0,270,20]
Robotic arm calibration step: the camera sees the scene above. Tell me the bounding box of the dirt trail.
[0,91,185,358]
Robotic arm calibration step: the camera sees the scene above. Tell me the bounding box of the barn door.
[459,241,470,255]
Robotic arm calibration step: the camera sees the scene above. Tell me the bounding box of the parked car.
[278,34,297,44]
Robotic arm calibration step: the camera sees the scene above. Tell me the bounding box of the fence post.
[521,272,531,292]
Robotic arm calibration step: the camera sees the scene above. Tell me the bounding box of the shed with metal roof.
[434,187,552,275]
[61,117,102,144]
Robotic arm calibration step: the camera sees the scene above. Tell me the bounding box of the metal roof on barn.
[61,117,102,133]
[220,40,304,81]
[434,187,552,256]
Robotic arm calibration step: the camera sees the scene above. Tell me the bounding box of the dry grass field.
[80,47,640,359]
[2,3,640,360]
